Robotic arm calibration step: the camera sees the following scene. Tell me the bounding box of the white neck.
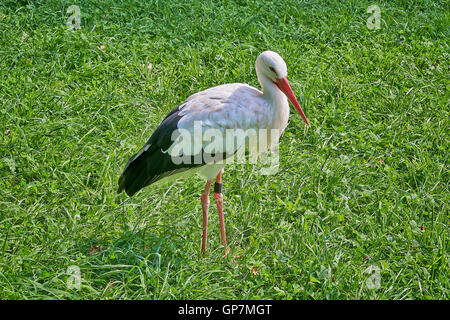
[256,69,290,132]
[257,71,285,103]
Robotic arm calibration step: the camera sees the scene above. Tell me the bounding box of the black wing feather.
[117,106,202,196]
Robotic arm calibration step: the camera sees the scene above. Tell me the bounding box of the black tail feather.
[118,103,216,196]
[117,147,153,197]
[117,143,202,197]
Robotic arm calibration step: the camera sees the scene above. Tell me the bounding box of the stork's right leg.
[214,170,227,250]
[201,179,213,254]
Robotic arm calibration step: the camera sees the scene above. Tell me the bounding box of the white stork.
[118,51,310,255]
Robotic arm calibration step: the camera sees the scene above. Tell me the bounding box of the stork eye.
[269,66,276,73]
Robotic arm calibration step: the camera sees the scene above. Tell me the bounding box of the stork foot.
[222,247,230,258]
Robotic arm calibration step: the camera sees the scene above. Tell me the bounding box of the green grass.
[0,0,448,299]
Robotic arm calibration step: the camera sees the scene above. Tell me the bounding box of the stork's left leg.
[201,179,213,255]
[213,169,227,251]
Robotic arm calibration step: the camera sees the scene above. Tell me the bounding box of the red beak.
[274,77,310,127]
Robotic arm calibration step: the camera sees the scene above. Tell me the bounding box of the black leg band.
[214,182,223,194]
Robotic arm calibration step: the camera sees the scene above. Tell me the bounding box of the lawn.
[0,0,448,299]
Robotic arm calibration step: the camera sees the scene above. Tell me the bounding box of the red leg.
[214,170,227,250]
[201,179,213,254]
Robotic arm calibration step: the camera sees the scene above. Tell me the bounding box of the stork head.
[256,51,310,127]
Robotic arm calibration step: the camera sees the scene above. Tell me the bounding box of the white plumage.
[118,50,310,255]
[164,81,289,182]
